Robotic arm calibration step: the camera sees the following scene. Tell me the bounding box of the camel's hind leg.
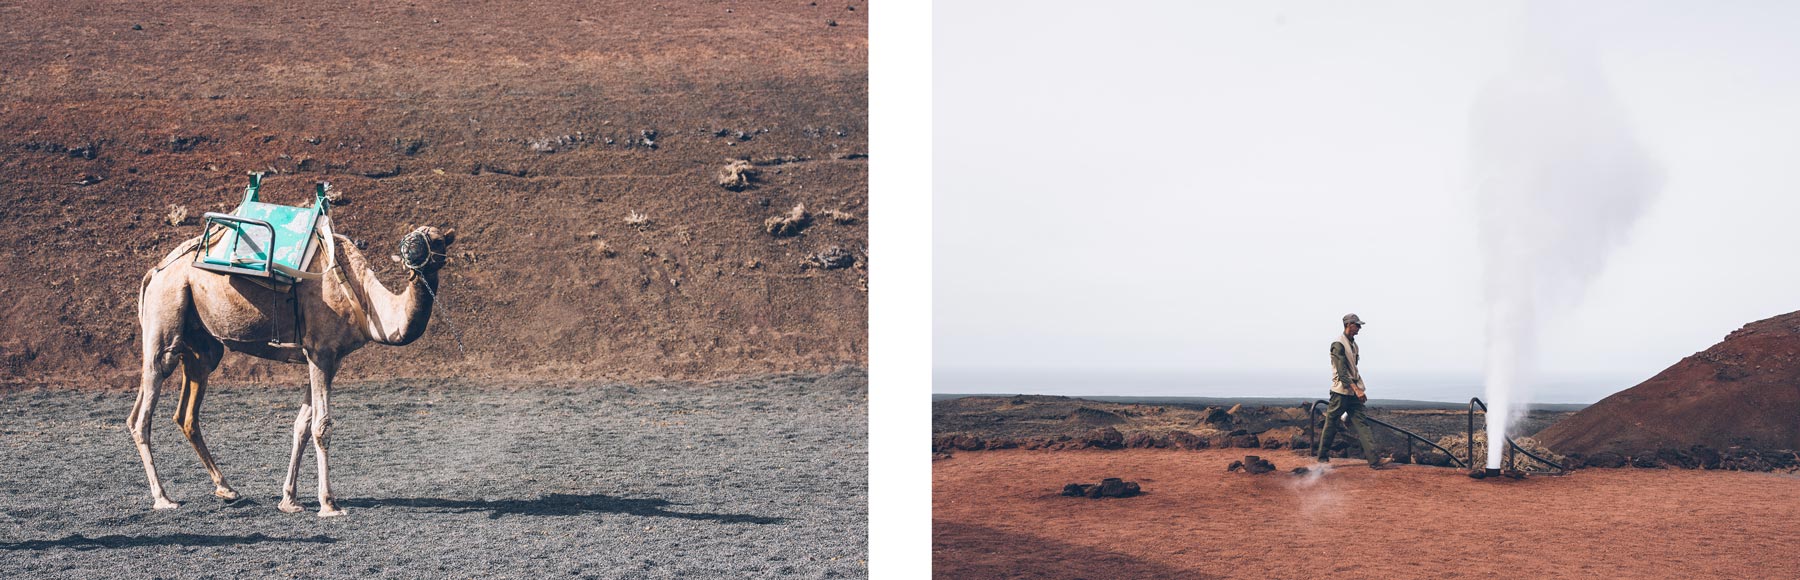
[172,348,239,501]
[130,334,181,510]
[278,402,312,514]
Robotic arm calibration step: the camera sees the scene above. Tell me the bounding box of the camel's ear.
[441,228,457,245]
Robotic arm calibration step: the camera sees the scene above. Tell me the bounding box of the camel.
[133,220,455,517]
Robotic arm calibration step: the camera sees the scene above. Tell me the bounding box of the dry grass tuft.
[717,159,758,191]
[624,211,652,230]
[822,208,859,225]
[763,203,813,237]
[1436,432,1568,471]
[166,205,189,226]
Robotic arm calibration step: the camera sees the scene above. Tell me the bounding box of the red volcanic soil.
[935,449,1800,579]
[0,1,866,386]
[1538,310,1800,455]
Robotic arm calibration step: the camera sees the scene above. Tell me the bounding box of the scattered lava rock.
[810,246,854,270]
[1291,466,1310,475]
[1629,452,1664,469]
[1061,478,1141,499]
[1235,455,1276,475]
[167,135,205,153]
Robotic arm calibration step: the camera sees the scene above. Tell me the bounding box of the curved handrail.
[1309,400,1467,469]
[1468,397,1568,474]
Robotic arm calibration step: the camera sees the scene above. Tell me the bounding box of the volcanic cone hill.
[1537,310,1800,456]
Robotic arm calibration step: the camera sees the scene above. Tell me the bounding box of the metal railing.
[1468,397,1569,475]
[1308,399,1467,469]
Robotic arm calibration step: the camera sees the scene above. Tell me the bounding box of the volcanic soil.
[934,448,1800,579]
[0,370,867,578]
[0,0,868,387]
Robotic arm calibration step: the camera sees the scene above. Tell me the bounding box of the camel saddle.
[194,173,334,292]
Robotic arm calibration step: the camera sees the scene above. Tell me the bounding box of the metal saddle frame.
[192,173,336,346]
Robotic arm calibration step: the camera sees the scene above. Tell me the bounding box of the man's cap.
[1343,313,1366,326]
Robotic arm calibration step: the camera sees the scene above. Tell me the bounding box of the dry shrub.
[822,208,859,224]
[716,159,758,191]
[763,203,812,237]
[166,204,189,226]
[624,211,652,230]
[1436,431,1568,471]
[593,240,616,258]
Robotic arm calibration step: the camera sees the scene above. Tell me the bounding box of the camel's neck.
[335,240,436,346]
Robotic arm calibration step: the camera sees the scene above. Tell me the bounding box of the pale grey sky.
[933,1,1800,401]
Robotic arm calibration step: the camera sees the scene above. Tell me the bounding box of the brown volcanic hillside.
[1537,310,1800,455]
[0,1,867,386]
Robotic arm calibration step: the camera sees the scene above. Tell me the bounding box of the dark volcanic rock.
[1690,446,1722,470]
[1227,460,1243,472]
[933,434,986,452]
[1656,448,1697,469]
[1165,431,1205,450]
[1081,427,1124,450]
[1629,452,1664,469]
[1064,478,1141,499]
[1242,455,1276,475]
[1228,434,1261,449]
[1583,451,1627,468]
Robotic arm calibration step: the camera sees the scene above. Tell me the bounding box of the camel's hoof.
[277,500,305,514]
[317,507,347,518]
[152,499,181,510]
[214,488,242,501]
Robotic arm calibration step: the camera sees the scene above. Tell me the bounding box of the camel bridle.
[394,228,464,356]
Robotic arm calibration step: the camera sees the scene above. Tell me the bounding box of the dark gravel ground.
[0,369,867,579]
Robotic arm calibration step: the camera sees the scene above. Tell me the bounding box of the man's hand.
[1354,382,1368,402]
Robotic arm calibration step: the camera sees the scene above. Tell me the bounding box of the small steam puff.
[1469,3,1661,468]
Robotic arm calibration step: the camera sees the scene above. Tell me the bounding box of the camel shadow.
[0,532,336,551]
[341,493,787,524]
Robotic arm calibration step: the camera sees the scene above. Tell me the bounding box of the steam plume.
[1469,4,1661,468]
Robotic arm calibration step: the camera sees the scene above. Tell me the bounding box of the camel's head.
[397,226,457,273]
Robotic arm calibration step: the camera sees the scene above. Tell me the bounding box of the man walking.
[1316,313,1395,469]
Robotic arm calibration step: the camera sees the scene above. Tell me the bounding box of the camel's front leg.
[277,403,312,513]
[307,358,345,517]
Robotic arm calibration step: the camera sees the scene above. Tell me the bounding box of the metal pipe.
[1468,397,1569,474]
[1310,400,1466,468]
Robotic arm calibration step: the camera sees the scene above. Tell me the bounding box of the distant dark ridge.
[932,393,1589,412]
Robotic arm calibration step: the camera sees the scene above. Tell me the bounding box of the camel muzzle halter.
[397,229,466,356]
